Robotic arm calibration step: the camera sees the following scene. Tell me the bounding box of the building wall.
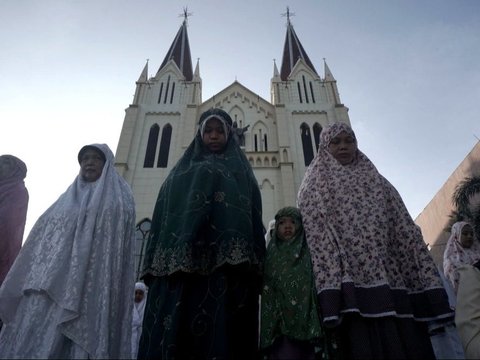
[415,141,480,266]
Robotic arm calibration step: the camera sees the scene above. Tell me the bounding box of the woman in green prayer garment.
[260,207,337,360]
[138,108,265,360]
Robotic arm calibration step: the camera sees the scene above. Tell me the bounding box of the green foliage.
[447,176,480,240]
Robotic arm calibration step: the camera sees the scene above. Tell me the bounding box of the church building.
[113,12,351,277]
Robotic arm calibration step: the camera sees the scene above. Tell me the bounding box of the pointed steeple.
[273,59,280,78]
[324,59,336,81]
[157,11,193,81]
[323,59,342,105]
[280,7,318,81]
[132,60,149,105]
[137,60,148,83]
[193,58,200,79]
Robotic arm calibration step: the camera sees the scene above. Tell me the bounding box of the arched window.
[170,82,175,104]
[313,123,322,151]
[300,123,314,166]
[264,134,268,151]
[157,83,164,104]
[297,82,303,103]
[163,75,170,104]
[157,124,172,168]
[302,75,309,103]
[144,124,160,168]
[135,218,151,281]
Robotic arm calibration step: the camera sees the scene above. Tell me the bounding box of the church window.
[170,82,175,104]
[272,157,277,167]
[135,218,151,281]
[297,82,303,103]
[157,124,172,168]
[264,134,268,151]
[302,75,309,103]
[144,124,160,168]
[163,76,170,104]
[313,123,322,151]
[300,123,314,166]
[254,134,258,152]
[158,83,164,104]
[310,82,316,103]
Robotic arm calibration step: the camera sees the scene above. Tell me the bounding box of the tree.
[446,176,480,240]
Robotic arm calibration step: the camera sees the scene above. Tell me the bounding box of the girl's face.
[276,216,297,241]
[460,224,475,248]
[202,118,227,153]
[328,131,357,165]
[135,289,145,303]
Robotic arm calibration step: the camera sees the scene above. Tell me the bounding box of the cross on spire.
[180,7,192,24]
[281,6,295,25]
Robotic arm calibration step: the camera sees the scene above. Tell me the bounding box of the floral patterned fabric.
[443,221,480,293]
[141,109,265,278]
[297,122,453,325]
[260,207,322,350]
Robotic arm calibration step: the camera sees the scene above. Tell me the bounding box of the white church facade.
[113,14,351,277]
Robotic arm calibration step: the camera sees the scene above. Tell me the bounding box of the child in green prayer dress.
[260,207,336,360]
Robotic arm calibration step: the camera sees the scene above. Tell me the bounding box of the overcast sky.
[1,0,479,239]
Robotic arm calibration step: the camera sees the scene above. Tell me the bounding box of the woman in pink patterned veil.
[443,221,480,293]
[297,122,453,359]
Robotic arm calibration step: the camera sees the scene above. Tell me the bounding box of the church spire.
[157,9,193,81]
[279,7,318,81]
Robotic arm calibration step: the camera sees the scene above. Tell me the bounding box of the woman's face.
[328,131,357,165]
[79,148,105,182]
[202,118,227,153]
[460,224,475,248]
[276,216,297,241]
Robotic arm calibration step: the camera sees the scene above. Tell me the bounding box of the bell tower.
[115,12,201,223]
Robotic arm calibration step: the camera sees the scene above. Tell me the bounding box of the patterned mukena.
[443,221,480,292]
[142,109,265,278]
[297,122,453,325]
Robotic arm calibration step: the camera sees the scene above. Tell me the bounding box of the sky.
[1,0,479,240]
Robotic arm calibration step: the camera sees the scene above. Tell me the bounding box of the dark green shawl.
[142,111,265,278]
[260,207,322,349]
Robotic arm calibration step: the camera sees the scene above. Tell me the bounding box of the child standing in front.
[260,207,334,359]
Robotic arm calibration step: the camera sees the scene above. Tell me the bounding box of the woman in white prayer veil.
[0,144,136,359]
[131,282,147,359]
